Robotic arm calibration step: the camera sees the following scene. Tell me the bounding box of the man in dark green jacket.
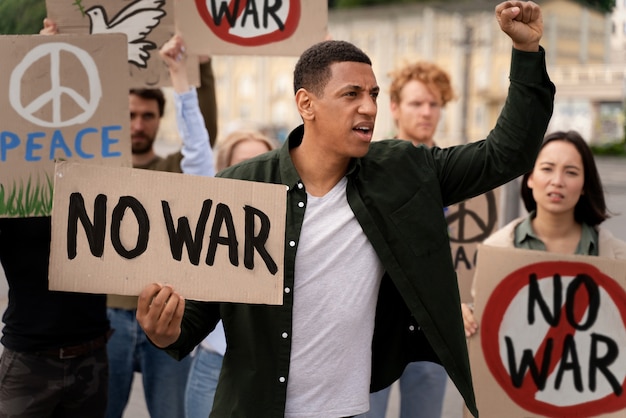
[137,2,554,417]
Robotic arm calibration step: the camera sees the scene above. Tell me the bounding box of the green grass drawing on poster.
[0,173,54,217]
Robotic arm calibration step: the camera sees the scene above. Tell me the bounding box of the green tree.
[329,0,616,13]
[0,0,46,35]
[582,0,616,13]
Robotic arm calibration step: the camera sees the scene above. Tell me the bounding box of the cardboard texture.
[0,33,131,218]
[447,188,501,303]
[45,0,199,88]
[49,161,286,305]
[467,245,626,418]
[175,0,327,56]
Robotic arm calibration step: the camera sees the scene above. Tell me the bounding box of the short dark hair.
[129,88,165,117]
[293,40,372,96]
[520,130,608,226]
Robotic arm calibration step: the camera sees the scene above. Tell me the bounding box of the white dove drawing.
[86,0,166,68]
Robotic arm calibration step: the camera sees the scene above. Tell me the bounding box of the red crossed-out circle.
[195,0,301,46]
[482,261,626,417]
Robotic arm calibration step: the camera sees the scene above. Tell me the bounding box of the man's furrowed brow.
[343,84,380,93]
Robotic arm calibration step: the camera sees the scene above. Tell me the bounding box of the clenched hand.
[136,283,185,348]
[496,1,543,52]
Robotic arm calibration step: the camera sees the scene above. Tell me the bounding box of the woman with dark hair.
[462,130,626,337]
[520,130,609,227]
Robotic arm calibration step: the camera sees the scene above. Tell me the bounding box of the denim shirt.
[176,88,214,177]
[165,47,555,418]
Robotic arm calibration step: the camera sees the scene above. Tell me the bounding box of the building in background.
[611,0,626,64]
[547,0,624,144]
[180,0,623,148]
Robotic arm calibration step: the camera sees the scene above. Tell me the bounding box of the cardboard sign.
[175,0,327,56]
[49,161,286,305]
[447,189,501,303]
[45,0,199,88]
[0,33,131,218]
[468,245,626,418]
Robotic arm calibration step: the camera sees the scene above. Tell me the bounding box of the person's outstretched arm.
[160,34,215,177]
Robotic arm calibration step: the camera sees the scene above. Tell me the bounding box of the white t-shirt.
[285,177,384,418]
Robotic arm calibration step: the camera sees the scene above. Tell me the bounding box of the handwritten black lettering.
[205,203,239,267]
[554,334,583,391]
[264,0,284,30]
[506,336,552,390]
[242,0,259,28]
[210,0,285,30]
[66,193,278,274]
[566,274,600,331]
[67,192,107,259]
[211,0,240,26]
[453,246,471,270]
[244,205,277,274]
[589,333,622,395]
[528,273,563,326]
[110,196,149,259]
[505,272,619,395]
[162,199,213,265]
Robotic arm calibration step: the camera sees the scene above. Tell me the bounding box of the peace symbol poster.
[45,0,199,88]
[446,188,501,303]
[467,245,626,418]
[175,0,327,56]
[0,33,131,218]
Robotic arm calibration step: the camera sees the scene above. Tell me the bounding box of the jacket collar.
[280,125,361,190]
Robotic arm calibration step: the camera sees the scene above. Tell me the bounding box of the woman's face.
[527,140,585,217]
[230,139,271,166]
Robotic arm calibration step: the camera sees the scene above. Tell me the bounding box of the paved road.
[597,157,626,242]
[0,156,624,417]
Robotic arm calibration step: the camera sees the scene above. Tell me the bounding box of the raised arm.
[432,1,554,207]
[160,35,215,177]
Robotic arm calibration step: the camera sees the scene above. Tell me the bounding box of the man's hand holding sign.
[137,283,184,349]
